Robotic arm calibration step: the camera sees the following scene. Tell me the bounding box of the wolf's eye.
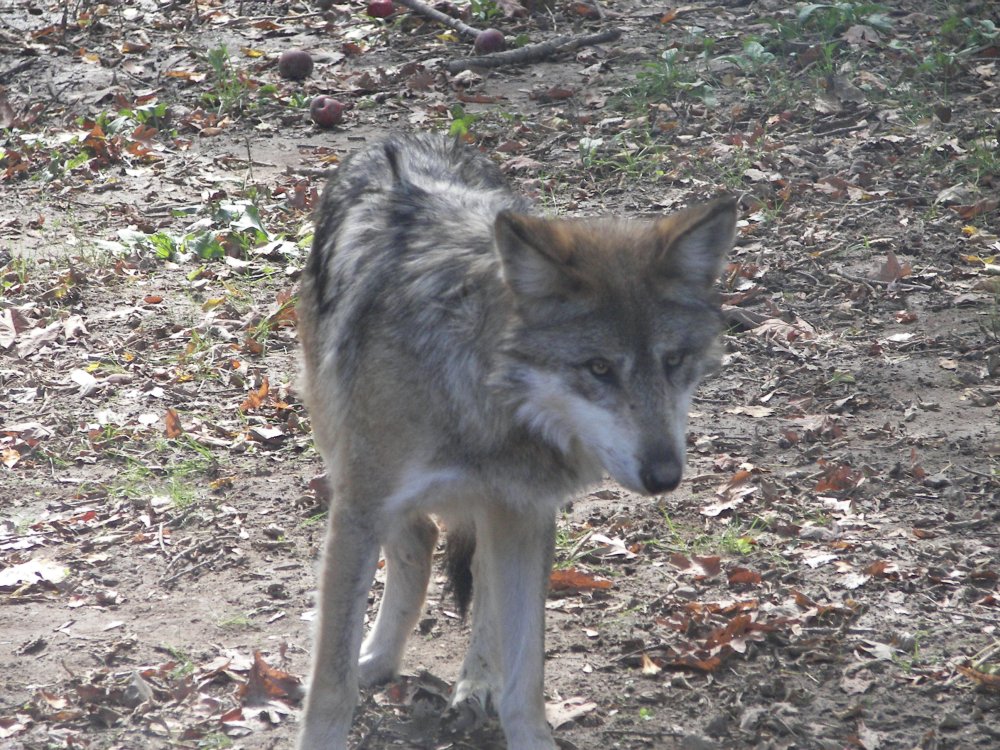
[663,352,686,372]
[586,358,615,381]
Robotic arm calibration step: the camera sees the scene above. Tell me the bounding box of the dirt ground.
[2,1,999,749]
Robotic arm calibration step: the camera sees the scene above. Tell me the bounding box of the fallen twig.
[355,715,385,750]
[0,59,37,85]
[828,269,933,291]
[446,28,622,73]
[395,0,482,41]
[160,551,227,585]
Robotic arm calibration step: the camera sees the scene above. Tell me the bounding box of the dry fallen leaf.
[727,567,762,587]
[957,665,1000,691]
[876,250,912,282]
[640,652,662,676]
[165,408,183,438]
[240,377,270,412]
[814,461,862,493]
[0,309,17,349]
[0,558,68,588]
[239,651,302,706]
[549,567,613,592]
[588,533,637,560]
[546,695,598,729]
[670,553,722,579]
[724,405,774,418]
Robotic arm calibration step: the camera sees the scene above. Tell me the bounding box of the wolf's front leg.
[298,506,381,750]
[452,543,502,722]
[476,501,558,750]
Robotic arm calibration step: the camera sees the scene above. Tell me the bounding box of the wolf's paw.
[296,714,350,750]
[504,734,558,750]
[501,719,559,750]
[446,678,497,733]
[357,650,397,687]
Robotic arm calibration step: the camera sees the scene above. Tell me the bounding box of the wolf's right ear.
[494,211,582,300]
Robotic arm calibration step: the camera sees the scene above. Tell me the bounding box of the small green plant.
[577,136,604,170]
[553,522,593,568]
[214,200,270,244]
[643,507,695,553]
[203,46,252,115]
[198,734,234,749]
[114,229,181,260]
[217,613,255,630]
[105,452,211,511]
[940,14,999,54]
[109,196,273,262]
[893,631,928,674]
[628,49,688,102]
[621,49,717,111]
[165,647,196,680]
[888,14,998,106]
[469,0,500,22]
[578,132,671,185]
[246,294,297,352]
[914,48,962,89]
[301,511,328,527]
[721,39,777,72]
[448,104,479,138]
[107,463,154,500]
[100,101,169,133]
[63,150,90,172]
[717,523,757,556]
[816,40,841,74]
[826,370,857,386]
[962,137,1000,189]
[806,3,889,37]
[1,255,33,288]
[774,3,891,42]
[164,477,197,510]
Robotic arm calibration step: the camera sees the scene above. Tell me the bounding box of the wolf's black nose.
[640,460,681,495]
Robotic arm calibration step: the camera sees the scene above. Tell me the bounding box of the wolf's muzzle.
[640,457,682,495]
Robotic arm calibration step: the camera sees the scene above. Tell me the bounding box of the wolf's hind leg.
[358,512,439,686]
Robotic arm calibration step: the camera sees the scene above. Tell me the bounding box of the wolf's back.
[298,133,528,421]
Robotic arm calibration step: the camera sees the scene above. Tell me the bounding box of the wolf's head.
[494,197,736,495]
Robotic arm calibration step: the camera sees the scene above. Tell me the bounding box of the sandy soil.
[1,1,998,749]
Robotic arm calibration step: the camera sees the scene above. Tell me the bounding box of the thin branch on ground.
[395,0,483,40]
[160,551,228,585]
[446,28,622,73]
[0,59,36,84]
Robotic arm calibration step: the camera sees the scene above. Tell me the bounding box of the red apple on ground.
[474,28,506,54]
[310,96,345,128]
[278,49,313,80]
[367,0,394,18]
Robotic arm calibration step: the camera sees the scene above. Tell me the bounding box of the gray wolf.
[296,132,736,750]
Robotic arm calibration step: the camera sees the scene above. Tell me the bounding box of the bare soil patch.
[2,1,999,749]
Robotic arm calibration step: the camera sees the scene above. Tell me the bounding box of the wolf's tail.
[444,527,475,619]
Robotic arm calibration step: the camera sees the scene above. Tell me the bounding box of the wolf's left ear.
[653,196,737,288]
